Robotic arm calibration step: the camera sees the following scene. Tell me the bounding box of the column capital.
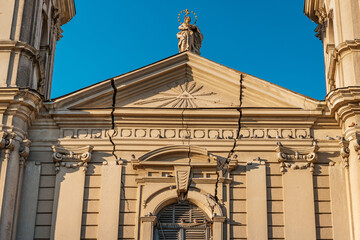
[52,145,94,173]
[275,141,319,174]
[0,131,17,151]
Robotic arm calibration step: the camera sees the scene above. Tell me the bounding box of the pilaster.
[0,88,40,240]
[50,145,93,240]
[140,216,157,240]
[326,89,360,239]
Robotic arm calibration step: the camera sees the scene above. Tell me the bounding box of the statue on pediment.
[177,9,203,55]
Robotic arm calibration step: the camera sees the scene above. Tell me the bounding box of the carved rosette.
[52,145,94,173]
[275,141,319,174]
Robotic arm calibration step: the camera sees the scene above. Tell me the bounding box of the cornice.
[326,87,360,117]
[0,88,42,138]
[336,39,360,57]
[50,53,189,108]
[46,107,324,118]
[56,0,76,25]
[50,52,321,111]
[304,0,323,23]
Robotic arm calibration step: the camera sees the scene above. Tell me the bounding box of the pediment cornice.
[49,52,321,113]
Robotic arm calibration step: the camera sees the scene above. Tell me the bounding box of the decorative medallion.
[134,81,216,108]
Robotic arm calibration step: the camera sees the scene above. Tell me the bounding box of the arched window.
[154,201,211,240]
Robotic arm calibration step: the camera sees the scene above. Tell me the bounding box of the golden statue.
[177,9,203,55]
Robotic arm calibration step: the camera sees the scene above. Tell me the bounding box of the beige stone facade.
[0,0,360,239]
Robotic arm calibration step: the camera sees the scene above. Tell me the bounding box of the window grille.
[155,201,210,240]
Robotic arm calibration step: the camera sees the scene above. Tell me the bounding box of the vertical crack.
[109,79,130,212]
[181,106,192,200]
[214,74,244,202]
[109,79,118,160]
[181,107,192,164]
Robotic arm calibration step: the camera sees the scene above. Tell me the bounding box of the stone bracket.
[174,166,191,198]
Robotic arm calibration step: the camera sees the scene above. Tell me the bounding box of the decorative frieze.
[61,127,311,140]
[275,141,319,174]
[52,145,94,173]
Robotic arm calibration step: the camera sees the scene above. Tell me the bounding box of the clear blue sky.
[52,0,325,100]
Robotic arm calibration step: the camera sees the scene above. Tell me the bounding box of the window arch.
[154,201,211,240]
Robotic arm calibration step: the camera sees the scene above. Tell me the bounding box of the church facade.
[0,0,360,239]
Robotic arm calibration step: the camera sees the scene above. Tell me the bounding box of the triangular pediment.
[52,52,321,110]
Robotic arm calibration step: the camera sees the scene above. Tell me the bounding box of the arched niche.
[145,188,223,218]
[139,188,225,240]
[134,145,232,240]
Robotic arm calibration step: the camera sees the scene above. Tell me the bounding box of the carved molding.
[52,145,94,173]
[62,127,311,140]
[275,141,319,174]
